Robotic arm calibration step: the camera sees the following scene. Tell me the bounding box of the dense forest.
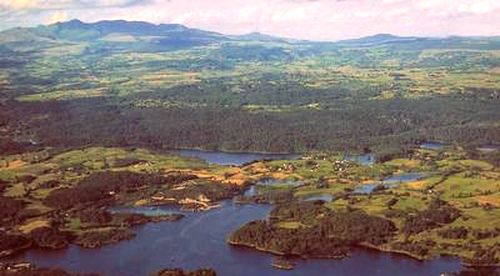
[0,18,499,276]
[0,20,499,157]
[229,201,397,258]
[2,93,498,157]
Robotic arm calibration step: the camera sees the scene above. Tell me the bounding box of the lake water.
[420,141,446,150]
[256,177,304,187]
[243,185,258,197]
[383,172,425,184]
[169,149,299,166]
[11,201,463,276]
[354,183,381,194]
[109,206,178,217]
[8,152,465,275]
[299,193,334,202]
[477,144,500,153]
[354,173,425,194]
[344,153,376,166]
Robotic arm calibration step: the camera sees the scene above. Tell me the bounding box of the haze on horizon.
[0,0,499,41]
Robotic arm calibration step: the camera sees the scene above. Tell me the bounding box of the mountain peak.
[54,18,86,27]
[336,33,419,45]
[235,31,290,42]
[368,33,399,39]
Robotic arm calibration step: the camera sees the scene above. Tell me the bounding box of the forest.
[229,201,397,258]
[2,94,498,158]
[0,20,498,157]
[0,19,499,275]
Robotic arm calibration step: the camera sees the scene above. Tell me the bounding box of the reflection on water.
[299,194,334,202]
[243,186,257,197]
[383,172,425,184]
[170,149,299,166]
[477,144,500,152]
[109,206,180,217]
[354,173,425,194]
[256,178,304,187]
[354,183,380,194]
[12,201,462,276]
[9,151,463,276]
[420,141,446,150]
[344,153,375,166]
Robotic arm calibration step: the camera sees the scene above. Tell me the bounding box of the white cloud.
[47,10,69,24]
[0,0,499,40]
[0,0,151,11]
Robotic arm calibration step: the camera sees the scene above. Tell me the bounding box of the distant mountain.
[336,33,500,50]
[42,19,224,40]
[336,33,423,46]
[0,19,228,52]
[1,19,500,54]
[233,32,301,44]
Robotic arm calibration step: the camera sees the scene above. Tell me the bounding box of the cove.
[169,149,300,166]
[10,201,463,276]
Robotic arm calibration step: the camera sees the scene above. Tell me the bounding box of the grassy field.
[0,144,498,263]
[260,147,500,261]
[0,21,499,269]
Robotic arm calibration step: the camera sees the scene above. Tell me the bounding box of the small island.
[0,145,499,272]
[0,147,245,258]
[228,148,500,268]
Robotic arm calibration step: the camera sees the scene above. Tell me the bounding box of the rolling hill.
[0,19,498,155]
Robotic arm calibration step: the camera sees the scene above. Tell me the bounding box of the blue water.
[299,193,334,202]
[383,172,425,184]
[354,173,425,194]
[477,144,500,152]
[420,142,446,150]
[354,183,380,194]
[12,201,463,276]
[7,152,465,275]
[243,185,258,197]
[108,206,179,217]
[256,178,304,187]
[170,149,299,166]
[344,153,376,166]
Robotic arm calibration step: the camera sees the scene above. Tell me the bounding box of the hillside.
[0,19,499,156]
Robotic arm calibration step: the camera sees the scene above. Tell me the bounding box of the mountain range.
[1,19,499,53]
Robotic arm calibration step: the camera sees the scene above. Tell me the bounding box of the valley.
[0,19,499,275]
[0,144,498,275]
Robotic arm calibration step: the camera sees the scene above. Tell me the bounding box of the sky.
[0,0,499,41]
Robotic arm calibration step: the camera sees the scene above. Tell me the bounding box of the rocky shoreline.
[227,240,349,260]
[228,239,500,269]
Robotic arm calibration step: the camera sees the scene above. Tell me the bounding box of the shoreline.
[164,146,302,156]
[227,240,348,260]
[228,239,500,268]
[358,242,427,261]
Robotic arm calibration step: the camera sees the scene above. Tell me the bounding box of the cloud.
[1,0,40,9]
[47,10,68,24]
[0,0,152,11]
[0,0,499,40]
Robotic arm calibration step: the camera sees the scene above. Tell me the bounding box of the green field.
[1,20,499,156]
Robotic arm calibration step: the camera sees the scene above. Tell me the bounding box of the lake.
[477,144,500,153]
[299,193,335,202]
[420,141,446,150]
[8,152,464,275]
[344,153,376,166]
[11,201,463,276]
[256,177,304,187]
[169,149,300,166]
[383,172,425,184]
[109,205,178,217]
[354,172,425,194]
